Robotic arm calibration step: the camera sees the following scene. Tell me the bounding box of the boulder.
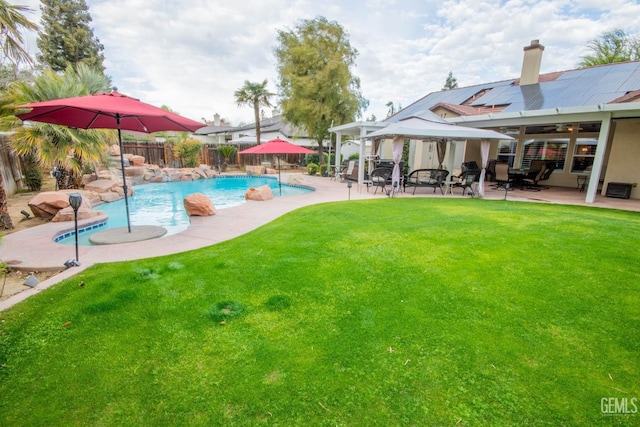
[28,192,93,219]
[52,206,103,222]
[125,166,146,177]
[245,185,273,201]
[130,155,145,166]
[245,165,264,176]
[183,193,216,216]
[99,192,122,203]
[193,167,208,179]
[81,173,98,186]
[85,179,119,194]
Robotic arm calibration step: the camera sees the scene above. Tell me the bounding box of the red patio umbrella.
[17,91,204,232]
[239,138,314,195]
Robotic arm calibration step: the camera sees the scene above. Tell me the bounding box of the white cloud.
[16,0,640,125]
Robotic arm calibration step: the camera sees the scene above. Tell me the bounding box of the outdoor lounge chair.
[522,160,547,191]
[493,162,513,190]
[537,161,556,189]
[369,167,393,194]
[339,160,355,182]
[404,169,449,195]
[452,169,480,197]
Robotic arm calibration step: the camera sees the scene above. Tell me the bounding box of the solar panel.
[390,61,640,117]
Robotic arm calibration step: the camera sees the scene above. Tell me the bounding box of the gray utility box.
[605,182,633,199]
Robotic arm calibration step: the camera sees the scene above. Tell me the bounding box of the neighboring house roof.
[391,60,640,122]
[193,124,234,135]
[197,114,310,139]
[233,114,309,139]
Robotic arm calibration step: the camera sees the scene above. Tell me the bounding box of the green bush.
[306,162,319,175]
[173,138,203,168]
[319,164,328,176]
[218,145,237,163]
[24,167,42,191]
[305,154,319,165]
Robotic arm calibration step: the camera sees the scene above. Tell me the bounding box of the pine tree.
[36,0,105,73]
[442,71,458,90]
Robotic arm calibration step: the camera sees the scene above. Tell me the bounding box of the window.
[497,140,517,166]
[571,139,597,173]
[522,139,568,171]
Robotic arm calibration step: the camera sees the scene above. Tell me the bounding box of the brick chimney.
[520,39,544,85]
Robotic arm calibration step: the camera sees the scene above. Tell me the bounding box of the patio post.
[585,113,611,203]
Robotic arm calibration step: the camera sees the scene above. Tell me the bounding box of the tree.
[0,1,39,67]
[234,80,274,145]
[2,63,114,190]
[36,0,105,73]
[0,0,39,230]
[386,101,395,117]
[442,71,458,90]
[275,16,368,164]
[578,29,640,67]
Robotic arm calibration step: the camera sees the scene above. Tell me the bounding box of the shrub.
[319,164,328,176]
[306,162,319,175]
[218,145,237,163]
[173,138,203,168]
[305,154,319,165]
[24,167,42,191]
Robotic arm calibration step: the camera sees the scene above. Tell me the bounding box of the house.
[331,40,640,202]
[192,113,234,145]
[196,112,320,149]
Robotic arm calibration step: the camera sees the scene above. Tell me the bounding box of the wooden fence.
[121,141,309,169]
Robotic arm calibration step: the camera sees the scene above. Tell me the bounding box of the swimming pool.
[56,175,313,246]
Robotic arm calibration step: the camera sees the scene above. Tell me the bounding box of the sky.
[17,0,640,126]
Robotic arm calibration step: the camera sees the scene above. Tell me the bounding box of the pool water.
[57,176,313,246]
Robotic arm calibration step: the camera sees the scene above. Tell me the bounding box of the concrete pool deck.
[1,173,639,311]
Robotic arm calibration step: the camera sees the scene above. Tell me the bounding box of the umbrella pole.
[116,117,132,233]
[277,155,282,196]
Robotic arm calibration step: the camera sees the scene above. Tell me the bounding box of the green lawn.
[1,198,638,425]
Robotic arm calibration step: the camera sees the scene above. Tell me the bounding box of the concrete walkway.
[1,173,638,311]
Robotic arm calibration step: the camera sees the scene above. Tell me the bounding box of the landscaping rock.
[85,179,119,194]
[130,155,145,166]
[27,192,76,218]
[52,205,103,222]
[245,185,273,201]
[28,191,97,219]
[184,193,216,216]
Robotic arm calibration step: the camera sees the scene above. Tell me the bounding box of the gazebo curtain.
[392,136,403,194]
[478,140,490,198]
[436,138,447,169]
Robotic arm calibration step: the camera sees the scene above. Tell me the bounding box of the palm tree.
[0,1,39,66]
[0,1,38,230]
[234,80,274,144]
[1,64,114,190]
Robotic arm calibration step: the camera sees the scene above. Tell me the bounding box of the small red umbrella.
[239,138,315,195]
[17,91,204,232]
